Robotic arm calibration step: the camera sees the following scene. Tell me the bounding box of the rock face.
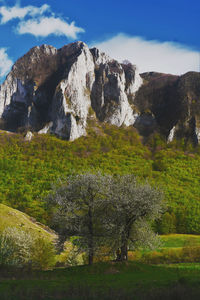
[0,42,142,140]
[90,48,142,127]
[135,72,200,144]
[0,41,200,144]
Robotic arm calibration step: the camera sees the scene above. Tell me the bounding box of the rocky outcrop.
[0,42,200,144]
[0,42,142,140]
[0,44,58,130]
[90,50,142,127]
[51,42,95,140]
[134,72,200,144]
[24,131,33,141]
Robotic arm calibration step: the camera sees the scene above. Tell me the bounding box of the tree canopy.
[48,173,164,264]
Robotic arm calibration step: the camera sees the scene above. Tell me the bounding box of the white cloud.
[0,4,50,24]
[92,34,199,75]
[17,16,84,39]
[0,48,13,78]
[0,3,84,39]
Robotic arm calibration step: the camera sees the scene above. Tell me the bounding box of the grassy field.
[1,262,200,299]
[1,212,200,300]
[127,234,200,265]
[160,234,200,248]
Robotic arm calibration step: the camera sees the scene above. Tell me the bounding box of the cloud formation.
[17,17,84,39]
[0,4,50,24]
[0,3,84,39]
[0,48,13,78]
[93,34,199,75]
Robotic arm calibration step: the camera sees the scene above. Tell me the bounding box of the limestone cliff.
[0,41,200,144]
[0,42,142,140]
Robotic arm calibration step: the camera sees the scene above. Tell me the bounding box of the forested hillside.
[0,123,199,234]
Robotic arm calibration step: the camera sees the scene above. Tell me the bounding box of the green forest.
[0,123,199,234]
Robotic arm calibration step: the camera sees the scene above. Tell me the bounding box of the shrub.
[0,227,56,270]
[128,250,142,261]
[0,227,33,267]
[30,236,56,270]
[57,240,84,267]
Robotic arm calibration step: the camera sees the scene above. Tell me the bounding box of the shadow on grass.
[1,262,200,300]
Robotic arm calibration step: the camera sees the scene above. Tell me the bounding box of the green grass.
[1,262,200,299]
[160,234,200,248]
[127,234,200,265]
[0,204,56,241]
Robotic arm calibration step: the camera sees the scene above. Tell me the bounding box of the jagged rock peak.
[0,41,143,140]
[90,47,111,65]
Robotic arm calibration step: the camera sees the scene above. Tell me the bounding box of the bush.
[30,236,56,270]
[0,227,56,270]
[56,240,84,267]
[130,246,200,264]
[0,227,33,267]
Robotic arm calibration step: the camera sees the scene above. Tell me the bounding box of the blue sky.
[0,0,199,80]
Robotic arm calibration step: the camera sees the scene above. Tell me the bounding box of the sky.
[0,0,199,81]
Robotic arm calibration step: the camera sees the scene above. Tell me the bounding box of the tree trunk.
[88,243,94,265]
[116,241,128,261]
[116,248,121,261]
[120,243,128,261]
[88,205,94,265]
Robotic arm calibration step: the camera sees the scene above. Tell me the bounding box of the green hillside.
[0,123,200,233]
[0,204,56,241]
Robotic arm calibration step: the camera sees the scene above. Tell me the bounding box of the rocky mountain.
[0,41,199,143]
[136,71,200,144]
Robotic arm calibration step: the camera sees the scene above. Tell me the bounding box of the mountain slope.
[0,128,200,233]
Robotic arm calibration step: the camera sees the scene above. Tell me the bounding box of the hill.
[0,203,56,241]
[0,124,199,233]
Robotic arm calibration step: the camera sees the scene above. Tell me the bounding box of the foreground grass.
[1,262,200,299]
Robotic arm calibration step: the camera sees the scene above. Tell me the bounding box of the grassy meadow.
[1,262,200,299]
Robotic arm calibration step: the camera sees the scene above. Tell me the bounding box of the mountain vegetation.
[0,123,199,234]
[0,203,57,269]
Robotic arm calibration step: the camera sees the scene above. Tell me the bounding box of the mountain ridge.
[0,41,199,144]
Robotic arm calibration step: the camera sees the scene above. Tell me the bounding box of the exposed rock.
[167,126,176,143]
[38,122,53,134]
[24,131,33,141]
[51,42,95,140]
[135,71,200,144]
[90,52,142,127]
[0,41,143,140]
[134,113,157,137]
[0,42,200,144]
